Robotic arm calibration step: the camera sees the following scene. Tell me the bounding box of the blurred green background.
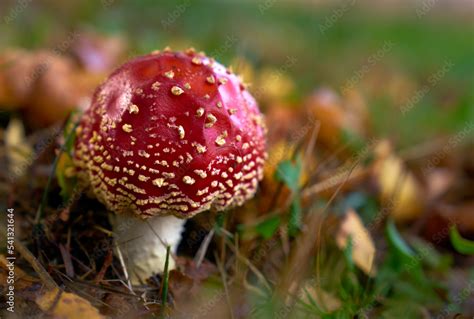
[1,0,473,147]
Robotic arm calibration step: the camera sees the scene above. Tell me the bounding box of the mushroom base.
[111,214,185,284]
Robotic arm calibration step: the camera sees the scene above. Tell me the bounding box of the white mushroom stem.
[111,214,185,284]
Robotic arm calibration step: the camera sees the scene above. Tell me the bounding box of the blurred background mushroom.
[0,31,128,129]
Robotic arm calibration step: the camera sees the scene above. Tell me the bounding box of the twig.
[194,228,215,267]
[304,141,352,186]
[95,250,113,284]
[115,243,134,293]
[214,251,235,319]
[226,239,271,291]
[301,166,367,199]
[302,121,320,172]
[314,161,360,310]
[11,235,59,290]
[399,136,449,161]
[219,215,227,268]
[58,243,74,278]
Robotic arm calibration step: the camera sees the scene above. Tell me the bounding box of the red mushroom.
[73,48,267,283]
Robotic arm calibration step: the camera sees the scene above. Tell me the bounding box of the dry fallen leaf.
[231,56,255,87]
[264,141,296,182]
[264,102,303,144]
[305,88,365,147]
[36,288,104,319]
[5,118,33,179]
[341,88,369,127]
[336,209,376,276]
[373,140,425,223]
[255,67,294,102]
[425,168,455,200]
[261,140,311,211]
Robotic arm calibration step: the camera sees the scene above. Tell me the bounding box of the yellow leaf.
[336,209,376,276]
[373,141,425,222]
[255,67,294,102]
[36,288,105,319]
[231,57,255,86]
[264,141,295,180]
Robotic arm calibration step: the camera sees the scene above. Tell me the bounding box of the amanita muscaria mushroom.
[73,48,266,283]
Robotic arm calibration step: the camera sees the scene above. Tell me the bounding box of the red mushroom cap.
[74,49,267,218]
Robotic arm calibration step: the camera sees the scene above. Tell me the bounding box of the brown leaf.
[425,168,456,200]
[264,102,306,153]
[306,88,345,146]
[175,256,217,282]
[305,88,365,147]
